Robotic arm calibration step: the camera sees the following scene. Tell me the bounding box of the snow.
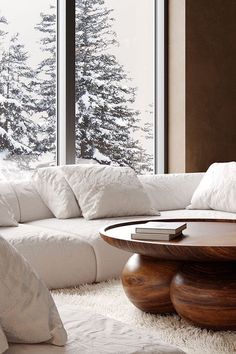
[93,148,111,163]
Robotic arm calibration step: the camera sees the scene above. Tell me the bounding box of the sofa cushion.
[188,162,236,213]
[32,166,81,219]
[0,224,96,289]
[0,181,20,222]
[27,217,147,282]
[62,164,159,220]
[0,235,67,346]
[11,180,53,222]
[27,210,236,283]
[139,173,204,211]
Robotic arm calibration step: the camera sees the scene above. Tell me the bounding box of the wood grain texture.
[101,219,236,261]
[186,0,236,172]
[122,254,181,313]
[171,262,236,330]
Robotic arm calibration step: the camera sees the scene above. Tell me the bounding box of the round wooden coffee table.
[100,218,236,330]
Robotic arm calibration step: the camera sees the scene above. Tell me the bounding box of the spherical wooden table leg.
[170,262,236,330]
[121,254,182,314]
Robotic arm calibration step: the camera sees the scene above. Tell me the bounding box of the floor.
[52,279,236,354]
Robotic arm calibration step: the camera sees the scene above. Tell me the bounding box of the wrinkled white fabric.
[62,164,159,220]
[188,162,236,212]
[0,197,18,227]
[0,324,8,354]
[7,306,184,354]
[0,236,67,345]
[32,166,81,219]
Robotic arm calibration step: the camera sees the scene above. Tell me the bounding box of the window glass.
[0,0,56,179]
[75,0,155,174]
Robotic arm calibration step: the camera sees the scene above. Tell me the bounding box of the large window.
[0,0,166,178]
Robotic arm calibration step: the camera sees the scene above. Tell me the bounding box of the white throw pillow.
[62,164,159,220]
[0,325,8,354]
[0,196,18,227]
[0,235,67,346]
[187,162,236,212]
[33,166,81,219]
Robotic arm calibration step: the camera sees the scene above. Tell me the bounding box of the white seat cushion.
[27,216,162,282]
[0,224,96,289]
[27,211,236,283]
[7,305,184,354]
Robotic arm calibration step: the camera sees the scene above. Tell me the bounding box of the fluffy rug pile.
[52,279,236,354]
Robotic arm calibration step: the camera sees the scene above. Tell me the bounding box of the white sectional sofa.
[1,171,236,290]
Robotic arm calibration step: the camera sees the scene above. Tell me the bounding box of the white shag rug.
[52,279,236,354]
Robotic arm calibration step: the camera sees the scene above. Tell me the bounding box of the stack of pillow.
[32,164,160,220]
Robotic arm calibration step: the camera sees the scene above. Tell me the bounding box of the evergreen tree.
[35,6,56,156]
[0,33,39,167]
[75,0,151,173]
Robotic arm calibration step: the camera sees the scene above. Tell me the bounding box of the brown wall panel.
[186,0,236,172]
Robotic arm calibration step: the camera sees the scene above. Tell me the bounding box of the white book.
[135,221,187,235]
[131,232,182,241]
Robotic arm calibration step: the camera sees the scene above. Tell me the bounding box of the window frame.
[57,0,167,172]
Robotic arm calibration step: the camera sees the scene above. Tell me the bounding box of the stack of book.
[131,221,187,241]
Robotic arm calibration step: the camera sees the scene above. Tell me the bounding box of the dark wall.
[186,0,236,172]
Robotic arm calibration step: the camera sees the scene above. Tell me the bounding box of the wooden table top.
[100,218,236,261]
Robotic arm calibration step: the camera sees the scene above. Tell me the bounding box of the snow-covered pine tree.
[34,6,56,157]
[0,33,39,168]
[75,0,152,173]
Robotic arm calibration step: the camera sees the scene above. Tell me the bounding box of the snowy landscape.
[0,0,154,179]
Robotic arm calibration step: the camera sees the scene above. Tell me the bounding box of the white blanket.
[6,305,184,354]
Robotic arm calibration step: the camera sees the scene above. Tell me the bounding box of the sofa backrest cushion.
[139,173,204,211]
[11,180,54,223]
[0,181,20,222]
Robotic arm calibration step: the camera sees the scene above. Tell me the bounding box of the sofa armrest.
[139,173,204,211]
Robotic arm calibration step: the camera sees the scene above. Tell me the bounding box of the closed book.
[135,221,187,235]
[131,232,182,241]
